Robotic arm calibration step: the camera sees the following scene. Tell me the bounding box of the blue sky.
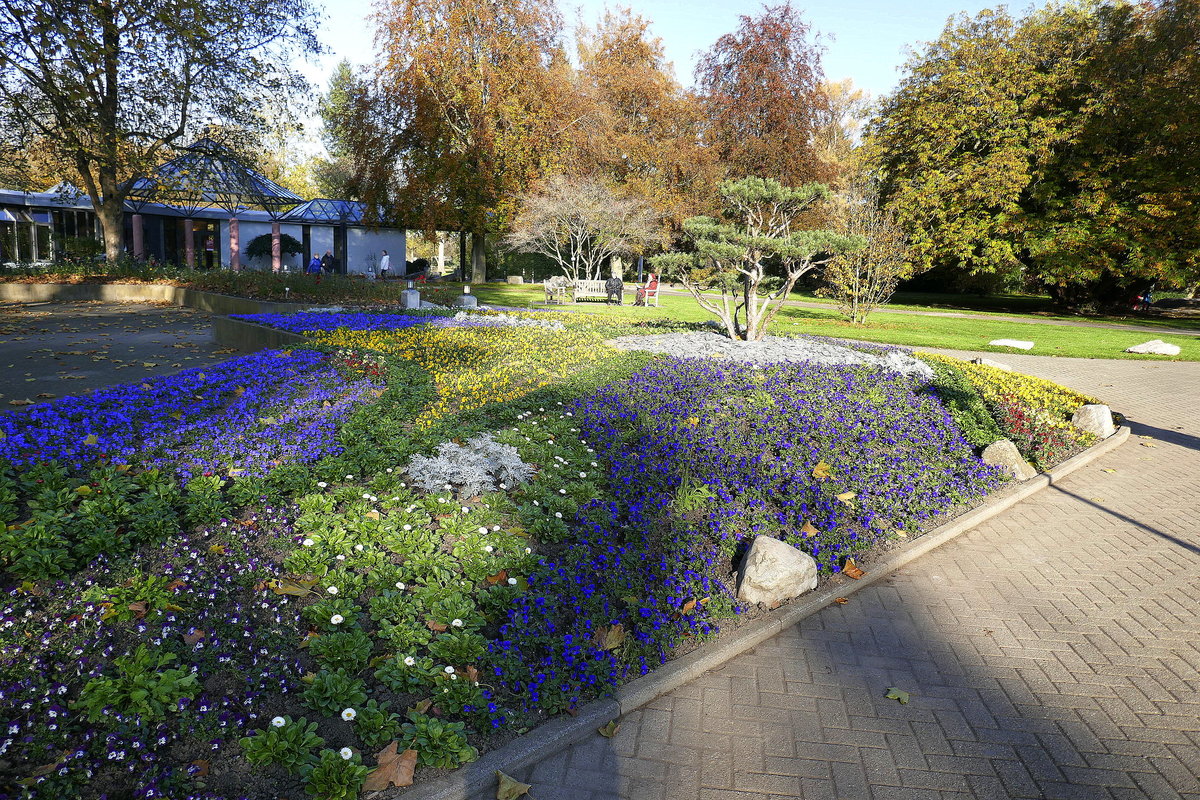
[298,0,1001,120]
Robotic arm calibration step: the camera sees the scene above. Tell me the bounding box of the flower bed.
[0,318,1108,799]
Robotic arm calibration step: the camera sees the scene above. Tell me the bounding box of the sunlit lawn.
[472,284,1198,361]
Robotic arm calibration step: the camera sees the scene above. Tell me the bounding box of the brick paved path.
[494,354,1200,800]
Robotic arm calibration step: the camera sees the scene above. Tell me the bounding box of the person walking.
[307,254,322,274]
[379,250,391,280]
[321,251,334,274]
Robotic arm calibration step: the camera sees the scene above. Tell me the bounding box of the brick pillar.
[131,214,144,260]
[184,219,195,268]
[229,218,240,271]
[271,222,281,273]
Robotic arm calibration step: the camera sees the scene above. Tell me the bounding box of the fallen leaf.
[183,629,206,646]
[842,558,865,580]
[595,623,625,651]
[35,393,55,399]
[190,759,210,777]
[269,577,318,596]
[1101,468,1116,474]
[426,619,448,632]
[83,434,98,445]
[363,742,417,791]
[811,461,833,480]
[298,631,319,649]
[495,770,532,800]
[127,601,148,619]
[835,491,857,504]
[680,598,697,613]
[598,720,621,738]
[365,510,381,520]
[834,597,849,605]
[884,687,910,704]
[485,569,509,586]
[411,698,433,714]
[1140,442,1156,448]
[196,372,206,381]
[166,579,187,591]
[465,665,480,682]
[75,485,92,495]
[800,520,820,538]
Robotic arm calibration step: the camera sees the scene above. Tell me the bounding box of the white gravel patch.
[609,331,935,381]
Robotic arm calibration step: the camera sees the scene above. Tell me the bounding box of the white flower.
[271,716,286,728]
[403,656,416,666]
[444,666,455,674]
[559,489,567,495]
[362,493,371,500]
[484,545,494,553]
[492,525,500,531]
[499,483,508,490]
[335,554,346,561]
[386,468,393,473]
[507,577,518,585]
[579,472,587,478]
[461,506,469,513]
[330,614,344,625]
[339,747,353,759]
[533,500,539,506]
[524,547,532,554]
[555,512,563,519]
[326,586,338,595]
[341,708,356,721]
[345,475,353,480]
[354,544,364,551]
[395,582,406,590]
[478,527,488,535]
[317,482,328,488]
[444,483,453,490]
[302,538,314,547]
[450,673,459,681]
[403,524,412,531]
[451,618,464,628]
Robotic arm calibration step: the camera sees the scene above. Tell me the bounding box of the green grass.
[473,284,1197,361]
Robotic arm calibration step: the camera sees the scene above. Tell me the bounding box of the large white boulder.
[988,339,1035,350]
[1072,404,1116,438]
[1125,339,1181,356]
[737,535,818,608]
[981,439,1038,481]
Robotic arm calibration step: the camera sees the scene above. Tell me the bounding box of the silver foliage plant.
[405,433,534,498]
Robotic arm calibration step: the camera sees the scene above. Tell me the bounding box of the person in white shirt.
[379,250,391,280]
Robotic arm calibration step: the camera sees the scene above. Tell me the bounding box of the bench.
[571,279,611,303]
[544,276,570,304]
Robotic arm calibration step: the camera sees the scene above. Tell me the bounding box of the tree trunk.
[95,197,124,264]
[470,231,486,283]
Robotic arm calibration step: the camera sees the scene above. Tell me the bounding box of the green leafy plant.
[376,618,433,651]
[82,572,183,623]
[308,629,373,674]
[304,748,369,800]
[239,716,325,774]
[400,711,479,768]
[75,645,199,722]
[428,631,488,665]
[374,655,440,693]
[302,597,360,632]
[246,231,304,261]
[353,699,402,751]
[302,669,367,717]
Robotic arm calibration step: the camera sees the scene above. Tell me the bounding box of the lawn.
[470,284,1198,360]
[0,307,1114,798]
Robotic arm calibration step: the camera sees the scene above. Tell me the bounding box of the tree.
[355,0,567,282]
[820,183,911,324]
[571,8,718,231]
[0,0,319,262]
[312,60,362,200]
[695,3,830,186]
[652,176,862,341]
[813,79,871,191]
[504,174,658,283]
[865,2,1200,309]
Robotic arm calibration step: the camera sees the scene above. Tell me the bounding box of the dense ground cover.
[0,308,1111,799]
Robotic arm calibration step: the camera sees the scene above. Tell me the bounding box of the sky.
[296,0,1001,139]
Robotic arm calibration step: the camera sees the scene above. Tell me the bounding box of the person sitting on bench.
[604,274,624,305]
[635,272,659,306]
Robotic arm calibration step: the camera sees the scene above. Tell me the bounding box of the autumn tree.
[0,0,319,262]
[653,176,862,341]
[572,8,718,232]
[695,3,831,186]
[505,174,658,283]
[813,79,871,191]
[820,182,911,324]
[866,2,1200,309]
[356,0,568,282]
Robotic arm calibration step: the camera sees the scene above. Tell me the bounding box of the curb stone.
[388,425,1131,800]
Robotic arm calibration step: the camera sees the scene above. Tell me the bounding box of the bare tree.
[505,174,659,282]
[821,182,912,324]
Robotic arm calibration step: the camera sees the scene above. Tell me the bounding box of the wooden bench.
[544,277,570,304]
[571,279,610,303]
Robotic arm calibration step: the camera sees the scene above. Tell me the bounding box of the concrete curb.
[0,281,313,315]
[212,316,309,352]
[392,425,1130,800]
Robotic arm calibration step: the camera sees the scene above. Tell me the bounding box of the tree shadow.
[1122,418,1200,453]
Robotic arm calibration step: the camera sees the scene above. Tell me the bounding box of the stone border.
[212,316,308,351]
[0,281,311,316]
[392,425,1131,800]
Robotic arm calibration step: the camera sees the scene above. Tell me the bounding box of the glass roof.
[279,198,365,224]
[125,138,302,216]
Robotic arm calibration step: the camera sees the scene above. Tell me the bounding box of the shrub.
[302,670,367,717]
[240,716,324,774]
[75,645,199,723]
[400,712,478,768]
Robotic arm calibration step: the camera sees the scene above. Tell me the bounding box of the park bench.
[570,279,610,303]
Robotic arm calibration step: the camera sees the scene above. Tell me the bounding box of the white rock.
[1125,339,1181,356]
[988,339,1035,350]
[972,357,1013,371]
[736,535,818,608]
[981,439,1038,481]
[1072,404,1116,438]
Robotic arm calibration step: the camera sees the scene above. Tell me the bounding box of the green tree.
[652,176,862,341]
[313,60,361,200]
[0,0,319,262]
[820,182,911,324]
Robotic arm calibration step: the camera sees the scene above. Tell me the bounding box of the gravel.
[608,331,936,381]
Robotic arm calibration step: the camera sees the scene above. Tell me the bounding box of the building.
[0,139,406,274]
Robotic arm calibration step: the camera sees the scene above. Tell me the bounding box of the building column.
[184,218,195,268]
[131,214,144,260]
[228,217,240,271]
[271,222,281,273]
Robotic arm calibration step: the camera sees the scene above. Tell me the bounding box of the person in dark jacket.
[604,274,624,305]
[321,251,334,273]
